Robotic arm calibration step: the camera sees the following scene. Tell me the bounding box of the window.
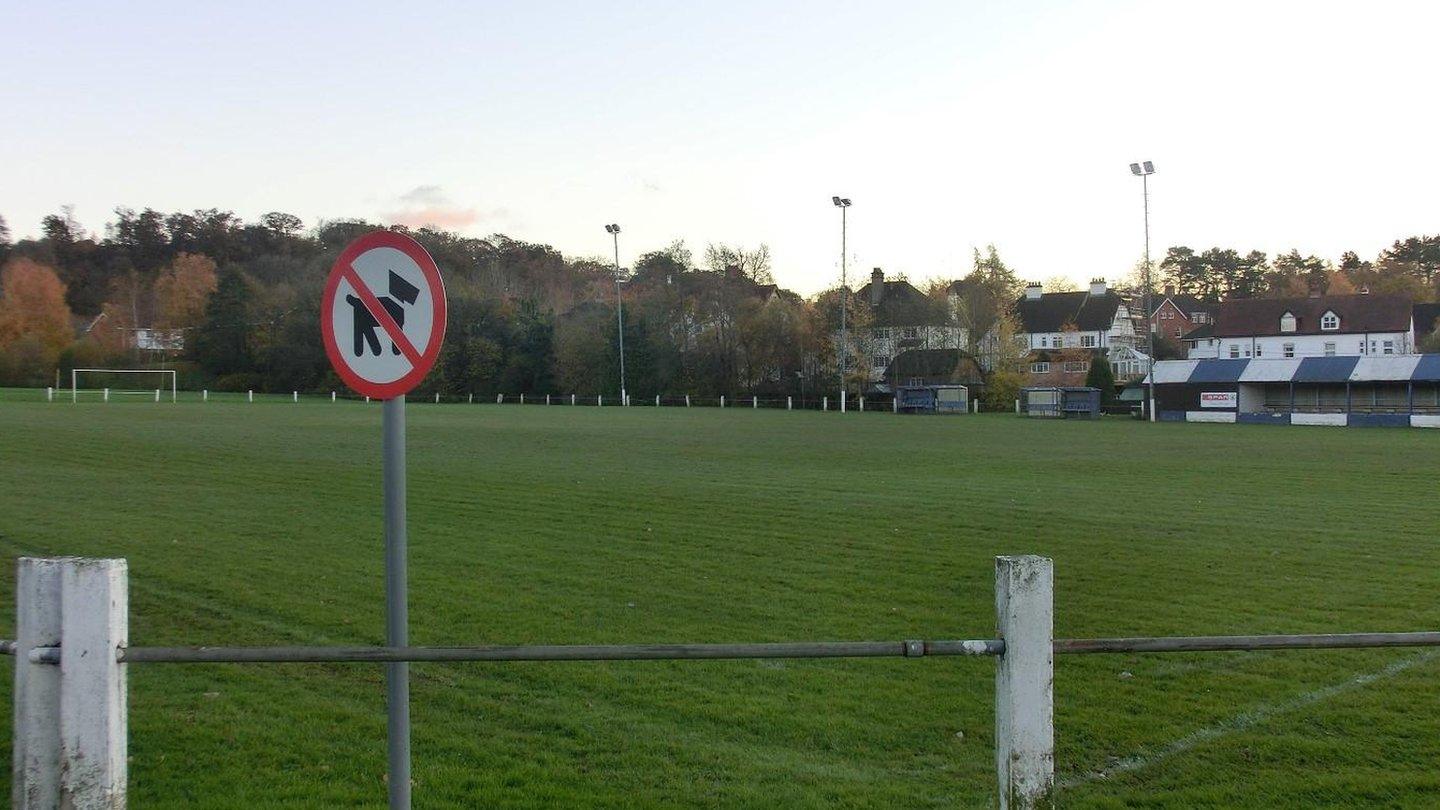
[1383,340,1395,355]
[872,355,890,369]
[1254,345,1262,357]
[1064,361,1088,372]
[873,328,890,339]
[1031,362,1050,374]
[1360,341,1367,355]
[1040,336,1048,348]
[1280,312,1297,333]
[901,327,919,340]
[1193,312,1209,324]
[1053,334,1067,348]
[1229,344,1240,358]
[1174,328,1183,339]
[1324,342,1336,357]
[1080,335,1096,348]
[1283,343,1295,358]
[1321,311,1339,331]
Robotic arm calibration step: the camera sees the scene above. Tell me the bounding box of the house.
[1150,286,1214,344]
[882,348,984,391]
[844,268,966,392]
[1184,293,1415,360]
[1005,279,1143,384]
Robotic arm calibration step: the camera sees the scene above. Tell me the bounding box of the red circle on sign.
[321,230,447,400]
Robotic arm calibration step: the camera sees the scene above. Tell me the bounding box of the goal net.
[71,368,178,402]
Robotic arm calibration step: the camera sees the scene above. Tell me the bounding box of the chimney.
[1089,278,1108,296]
[1163,283,1175,297]
[1025,282,1043,301]
[870,268,884,306]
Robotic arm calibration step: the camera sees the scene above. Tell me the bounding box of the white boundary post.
[333,391,337,403]
[787,396,792,410]
[46,387,54,403]
[103,389,110,403]
[294,391,299,403]
[720,395,725,408]
[859,396,865,412]
[469,394,474,404]
[753,396,758,409]
[366,396,371,404]
[59,558,128,807]
[248,390,254,403]
[435,392,441,404]
[598,394,603,406]
[571,394,576,406]
[994,555,1054,810]
[520,394,525,405]
[203,389,209,402]
[685,395,690,407]
[823,396,828,411]
[656,394,660,407]
[497,394,503,404]
[13,558,63,808]
[1015,398,1021,414]
[893,395,898,413]
[153,389,160,403]
[546,394,550,405]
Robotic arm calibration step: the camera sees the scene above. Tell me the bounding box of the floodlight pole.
[383,396,410,809]
[840,196,846,409]
[1131,162,1156,422]
[609,225,627,405]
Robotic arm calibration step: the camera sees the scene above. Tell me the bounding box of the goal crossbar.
[72,368,177,403]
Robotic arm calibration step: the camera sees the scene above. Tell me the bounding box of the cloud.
[383,185,508,230]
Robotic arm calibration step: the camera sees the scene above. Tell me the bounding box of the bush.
[984,370,1024,411]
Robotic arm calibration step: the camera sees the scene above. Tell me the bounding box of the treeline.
[0,208,833,396]
[1159,239,1440,302]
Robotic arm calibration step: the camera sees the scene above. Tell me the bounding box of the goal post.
[71,369,177,403]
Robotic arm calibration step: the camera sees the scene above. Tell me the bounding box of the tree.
[261,212,304,237]
[154,253,219,331]
[1084,354,1117,406]
[1042,275,1077,292]
[1160,246,1206,297]
[1268,250,1329,297]
[703,243,772,283]
[193,268,253,377]
[0,258,74,375]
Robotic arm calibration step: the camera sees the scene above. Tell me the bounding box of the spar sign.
[1200,391,1237,408]
[322,231,447,399]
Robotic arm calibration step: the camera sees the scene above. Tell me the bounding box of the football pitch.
[2,391,1439,807]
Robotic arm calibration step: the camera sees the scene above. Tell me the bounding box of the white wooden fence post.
[365,396,370,404]
[46,387,53,402]
[469,393,474,404]
[14,558,64,808]
[893,395,898,413]
[546,394,551,405]
[841,390,847,413]
[859,396,865,412]
[104,388,110,403]
[994,555,1054,810]
[520,394,525,405]
[823,396,828,411]
[154,389,160,403]
[59,558,128,808]
[497,394,503,404]
[598,394,603,406]
[248,389,254,403]
[435,392,441,404]
[720,395,725,408]
[656,394,660,407]
[294,391,299,403]
[787,396,792,410]
[332,391,337,403]
[1015,398,1020,414]
[685,395,690,407]
[753,396,758,409]
[571,394,576,406]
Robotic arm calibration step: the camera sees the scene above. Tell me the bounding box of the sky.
[3,1,1438,295]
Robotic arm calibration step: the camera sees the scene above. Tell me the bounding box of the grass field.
[2,390,1439,807]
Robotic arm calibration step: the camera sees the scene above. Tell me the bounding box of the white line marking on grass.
[1060,649,1440,789]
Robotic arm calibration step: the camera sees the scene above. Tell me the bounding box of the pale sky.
[4,1,1437,294]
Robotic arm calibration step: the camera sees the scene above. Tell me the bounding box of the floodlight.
[1129,163,1142,176]
[832,196,842,206]
[1142,161,1154,173]
[841,198,851,206]
[612,224,620,233]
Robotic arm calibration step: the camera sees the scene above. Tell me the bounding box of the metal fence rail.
[7,631,1439,666]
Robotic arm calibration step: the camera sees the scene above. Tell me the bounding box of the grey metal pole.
[383,396,410,809]
[1143,172,1154,422]
[839,205,847,408]
[613,231,626,405]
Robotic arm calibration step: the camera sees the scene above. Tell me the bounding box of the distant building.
[1184,293,1414,359]
[883,348,984,391]
[843,268,966,392]
[1150,285,1214,343]
[1001,279,1144,384]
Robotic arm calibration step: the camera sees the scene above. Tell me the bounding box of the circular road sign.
[322,230,447,399]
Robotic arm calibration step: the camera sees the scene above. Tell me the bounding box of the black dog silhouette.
[346,271,421,357]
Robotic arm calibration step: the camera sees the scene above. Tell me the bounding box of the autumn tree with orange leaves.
[0,258,75,382]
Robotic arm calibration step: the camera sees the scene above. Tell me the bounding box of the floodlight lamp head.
[1142,161,1154,174]
[604,224,613,233]
[832,196,842,206]
[841,198,851,206]
[1129,163,1142,176]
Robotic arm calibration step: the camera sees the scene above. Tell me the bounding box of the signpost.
[322,230,446,810]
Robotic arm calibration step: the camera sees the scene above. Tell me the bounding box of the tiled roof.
[1212,294,1411,338]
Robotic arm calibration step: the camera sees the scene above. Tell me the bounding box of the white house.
[1184,293,1415,359]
